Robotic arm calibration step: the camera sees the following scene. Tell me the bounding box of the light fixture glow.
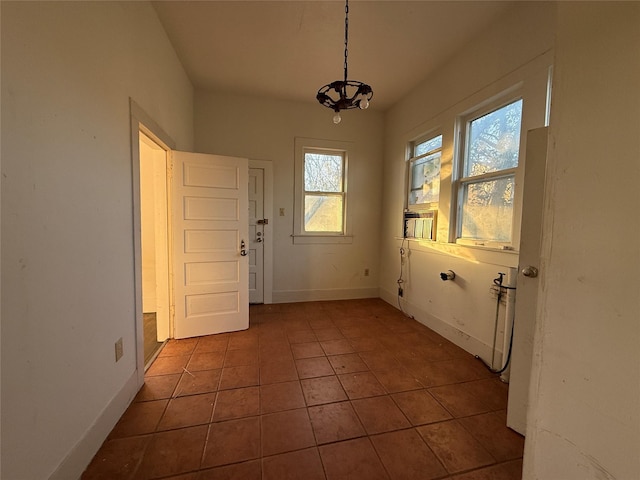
[316,0,373,122]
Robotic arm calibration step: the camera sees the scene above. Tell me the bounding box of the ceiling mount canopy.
[316,0,373,124]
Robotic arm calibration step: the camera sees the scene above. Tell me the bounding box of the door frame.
[130,99,176,388]
[249,159,274,304]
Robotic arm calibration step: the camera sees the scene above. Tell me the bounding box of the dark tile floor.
[83,299,524,479]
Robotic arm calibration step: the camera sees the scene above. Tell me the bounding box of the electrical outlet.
[364,268,369,277]
[398,287,403,297]
[115,337,123,362]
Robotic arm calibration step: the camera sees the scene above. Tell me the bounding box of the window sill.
[292,235,353,245]
[396,237,519,268]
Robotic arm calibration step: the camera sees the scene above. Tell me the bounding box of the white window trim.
[452,91,525,249]
[293,137,354,245]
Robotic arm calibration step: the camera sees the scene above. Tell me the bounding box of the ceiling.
[153,1,515,112]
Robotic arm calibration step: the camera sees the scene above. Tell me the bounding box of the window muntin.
[457,98,523,245]
[303,149,346,234]
[408,134,442,208]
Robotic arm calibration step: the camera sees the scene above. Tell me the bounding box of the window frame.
[407,132,443,212]
[453,93,524,248]
[293,137,353,244]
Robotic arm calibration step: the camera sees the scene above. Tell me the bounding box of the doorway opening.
[139,131,171,366]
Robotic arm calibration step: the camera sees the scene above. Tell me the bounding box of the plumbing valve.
[440,270,455,281]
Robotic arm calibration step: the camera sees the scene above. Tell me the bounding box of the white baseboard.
[49,370,142,480]
[379,287,502,364]
[272,287,379,304]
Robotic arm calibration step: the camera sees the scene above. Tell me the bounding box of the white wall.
[194,91,384,303]
[523,3,640,479]
[379,3,555,360]
[1,2,193,478]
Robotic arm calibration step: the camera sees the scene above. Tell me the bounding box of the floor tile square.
[351,396,410,434]
[296,357,335,379]
[259,359,299,385]
[159,338,198,357]
[308,401,366,444]
[81,435,150,479]
[449,459,523,480]
[458,411,524,461]
[223,348,259,367]
[138,425,208,478]
[372,369,423,393]
[146,355,191,376]
[314,327,345,341]
[188,351,225,372]
[260,380,305,414]
[417,420,494,473]
[320,339,355,356]
[227,333,259,351]
[291,342,325,359]
[371,429,447,480]
[358,351,400,371]
[194,335,229,354]
[202,417,261,468]
[301,376,348,406]
[261,408,316,456]
[173,369,221,397]
[135,374,181,402]
[319,437,389,480]
[219,365,259,390]
[308,318,336,329]
[348,337,383,352]
[213,386,260,421]
[109,399,168,438]
[429,382,495,417]
[262,448,326,480]
[196,459,261,480]
[391,389,452,426]
[329,354,369,374]
[338,372,386,399]
[287,329,318,344]
[158,393,216,430]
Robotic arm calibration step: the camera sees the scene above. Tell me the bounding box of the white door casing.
[249,168,265,304]
[507,127,548,434]
[172,151,249,339]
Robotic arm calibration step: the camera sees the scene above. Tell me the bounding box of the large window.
[456,98,523,245]
[294,138,352,244]
[408,133,442,208]
[303,149,346,233]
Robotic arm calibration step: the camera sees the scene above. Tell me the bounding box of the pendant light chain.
[315,0,372,120]
[343,0,349,83]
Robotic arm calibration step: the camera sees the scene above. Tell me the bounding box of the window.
[456,98,523,245]
[408,134,442,208]
[294,138,352,244]
[303,149,345,233]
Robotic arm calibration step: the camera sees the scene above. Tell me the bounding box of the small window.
[303,150,346,233]
[456,98,523,245]
[294,138,352,244]
[408,134,442,208]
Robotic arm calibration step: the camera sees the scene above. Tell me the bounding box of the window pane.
[465,99,522,177]
[304,153,343,192]
[460,176,514,242]
[409,152,441,205]
[414,135,443,157]
[304,195,343,232]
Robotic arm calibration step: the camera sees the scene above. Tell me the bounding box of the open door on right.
[507,127,548,435]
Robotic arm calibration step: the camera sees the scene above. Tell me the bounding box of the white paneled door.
[172,151,249,339]
[248,168,265,304]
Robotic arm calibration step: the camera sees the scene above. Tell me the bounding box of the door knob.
[240,240,247,256]
[521,265,538,277]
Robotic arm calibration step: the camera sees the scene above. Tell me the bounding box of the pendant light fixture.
[316,0,373,124]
